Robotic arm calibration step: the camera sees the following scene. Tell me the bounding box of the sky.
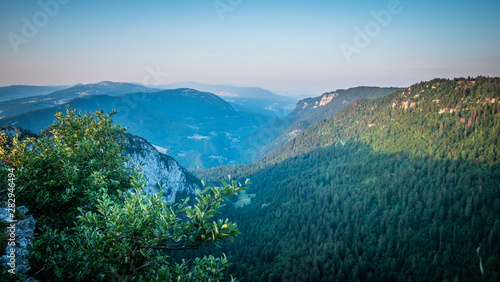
[1,0,499,95]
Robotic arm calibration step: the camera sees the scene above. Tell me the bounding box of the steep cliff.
[0,126,201,202]
[123,133,201,202]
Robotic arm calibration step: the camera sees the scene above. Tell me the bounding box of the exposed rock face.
[0,204,36,274]
[0,126,201,202]
[123,133,201,203]
[318,92,339,107]
[0,126,37,140]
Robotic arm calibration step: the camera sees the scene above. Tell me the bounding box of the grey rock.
[0,204,36,274]
[0,126,202,202]
[123,133,201,202]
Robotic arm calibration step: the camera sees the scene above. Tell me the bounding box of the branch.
[133,262,151,272]
[140,241,213,251]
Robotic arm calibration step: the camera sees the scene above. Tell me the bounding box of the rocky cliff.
[123,133,201,202]
[0,126,201,202]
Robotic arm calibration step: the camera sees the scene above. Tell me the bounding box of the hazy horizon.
[1,0,499,94]
[0,79,409,97]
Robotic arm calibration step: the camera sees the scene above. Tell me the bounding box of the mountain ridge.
[262,76,500,166]
[0,81,160,119]
[252,86,400,161]
[0,88,271,168]
[0,85,71,103]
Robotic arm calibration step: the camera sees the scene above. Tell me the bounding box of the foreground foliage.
[0,108,245,281]
[31,171,246,281]
[0,107,131,229]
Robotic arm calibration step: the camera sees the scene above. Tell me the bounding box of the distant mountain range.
[159,81,297,117]
[160,81,291,101]
[0,88,271,168]
[0,81,401,168]
[0,85,70,103]
[0,82,159,119]
[0,81,302,168]
[0,81,297,120]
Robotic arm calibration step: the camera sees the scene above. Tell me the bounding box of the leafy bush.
[1,107,246,280]
[0,107,131,229]
[29,170,247,281]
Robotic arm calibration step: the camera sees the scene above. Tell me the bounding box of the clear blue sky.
[1,0,499,94]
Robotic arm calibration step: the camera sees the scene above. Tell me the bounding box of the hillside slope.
[0,89,270,168]
[263,77,499,165]
[191,76,500,281]
[252,86,399,161]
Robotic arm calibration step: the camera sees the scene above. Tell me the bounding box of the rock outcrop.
[0,204,36,274]
[123,133,201,202]
[0,126,201,202]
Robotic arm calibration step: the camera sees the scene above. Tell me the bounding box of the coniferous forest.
[190,76,500,281]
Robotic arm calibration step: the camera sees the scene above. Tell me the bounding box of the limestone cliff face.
[123,133,201,203]
[0,126,201,202]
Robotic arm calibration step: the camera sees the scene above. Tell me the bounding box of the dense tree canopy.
[192,77,500,281]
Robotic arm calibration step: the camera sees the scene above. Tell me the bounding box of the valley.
[0,87,274,168]
[1,76,499,280]
[2,1,498,280]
